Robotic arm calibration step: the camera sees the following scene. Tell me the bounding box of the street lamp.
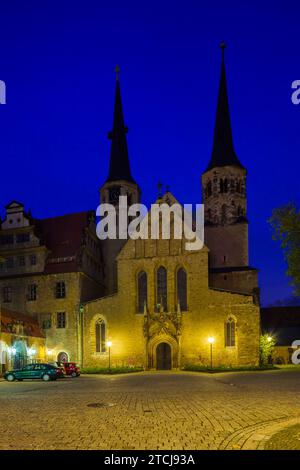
[208,337,215,369]
[107,341,112,371]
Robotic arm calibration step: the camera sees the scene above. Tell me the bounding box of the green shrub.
[81,366,144,374]
[182,364,277,373]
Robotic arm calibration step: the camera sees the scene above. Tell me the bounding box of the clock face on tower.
[109,186,121,203]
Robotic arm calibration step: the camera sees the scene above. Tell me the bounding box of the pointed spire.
[206,43,244,172]
[106,66,136,183]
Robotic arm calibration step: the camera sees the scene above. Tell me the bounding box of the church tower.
[202,44,258,295]
[100,67,140,294]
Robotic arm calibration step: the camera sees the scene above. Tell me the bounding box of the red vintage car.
[60,362,80,377]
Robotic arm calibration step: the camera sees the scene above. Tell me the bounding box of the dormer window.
[30,254,37,266]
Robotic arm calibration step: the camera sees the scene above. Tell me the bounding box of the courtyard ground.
[0,369,300,450]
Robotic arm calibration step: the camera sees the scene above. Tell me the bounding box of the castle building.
[0,47,260,370]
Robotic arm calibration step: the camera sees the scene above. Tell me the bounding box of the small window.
[27,284,37,301]
[55,281,66,299]
[6,257,14,269]
[18,256,25,267]
[57,312,66,329]
[95,318,106,353]
[16,233,30,243]
[3,286,12,303]
[0,234,14,245]
[225,317,236,347]
[30,254,37,266]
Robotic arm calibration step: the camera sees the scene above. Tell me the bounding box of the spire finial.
[220,42,226,62]
[115,64,120,81]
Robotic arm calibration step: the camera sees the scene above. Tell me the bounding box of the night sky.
[0,1,299,306]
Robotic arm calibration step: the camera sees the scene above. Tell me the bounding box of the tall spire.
[206,43,244,171]
[106,66,136,183]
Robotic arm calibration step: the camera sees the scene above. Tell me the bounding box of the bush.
[259,334,276,366]
[81,366,144,374]
[182,364,277,373]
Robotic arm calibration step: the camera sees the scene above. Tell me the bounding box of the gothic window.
[225,317,236,347]
[156,266,167,311]
[177,268,187,311]
[95,318,106,353]
[137,271,147,313]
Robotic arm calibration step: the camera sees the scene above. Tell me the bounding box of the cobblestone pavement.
[1,370,300,450]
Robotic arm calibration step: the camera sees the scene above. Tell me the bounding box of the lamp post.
[208,337,215,369]
[107,341,112,371]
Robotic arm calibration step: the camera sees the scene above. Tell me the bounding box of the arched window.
[95,318,106,353]
[225,317,236,347]
[177,268,187,311]
[156,266,167,311]
[137,271,147,313]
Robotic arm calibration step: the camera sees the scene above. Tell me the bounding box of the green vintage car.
[4,363,61,382]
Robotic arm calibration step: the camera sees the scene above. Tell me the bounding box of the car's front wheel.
[42,373,50,382]
[6,374,15,382]
[71,372,77,378]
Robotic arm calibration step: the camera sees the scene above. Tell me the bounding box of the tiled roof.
[34,211,94,274]
[1,307,45,338]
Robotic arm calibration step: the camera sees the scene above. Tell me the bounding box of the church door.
[156,343,172,370]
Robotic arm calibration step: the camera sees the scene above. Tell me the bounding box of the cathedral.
[0,47,260,372]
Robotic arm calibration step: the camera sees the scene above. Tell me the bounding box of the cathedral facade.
[82,49,260,369]
[0,48,260,371]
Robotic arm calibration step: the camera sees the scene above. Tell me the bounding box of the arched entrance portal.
[156,342,172,370]
[57,351,69,363]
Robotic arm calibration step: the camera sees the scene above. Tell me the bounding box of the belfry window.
[95,318,106,353]
[225,317,236,347]
[137,271,147,313]
[156,266,167,311]
[207,181,212,197]
[177,268,187,311]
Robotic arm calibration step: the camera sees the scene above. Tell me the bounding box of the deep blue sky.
[0,1,299,305]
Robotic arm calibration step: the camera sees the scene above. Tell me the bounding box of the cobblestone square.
[0,370,299,450]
